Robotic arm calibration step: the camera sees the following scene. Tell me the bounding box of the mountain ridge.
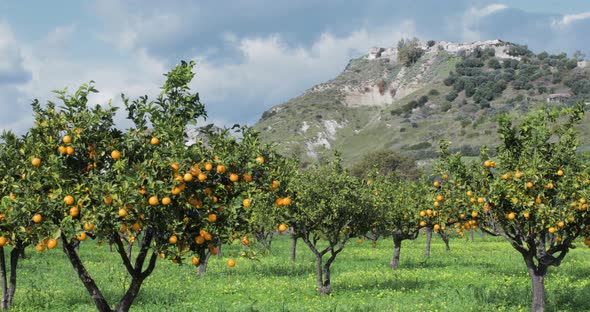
[253,39,590,167]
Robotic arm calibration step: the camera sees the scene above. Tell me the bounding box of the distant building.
[546,93,571,103]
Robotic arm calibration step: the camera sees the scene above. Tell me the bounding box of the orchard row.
[0,61,588,312]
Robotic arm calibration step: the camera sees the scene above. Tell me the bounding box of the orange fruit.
[471,211,478,218]
[47,239,58,249]
[227,259,236,267]
[208,214,217,223]
[171,187,181,195]
[204,162,213,171]
[31,157,41,167]
[119,223,128,233]
[131,222,141,231]
[32,213,42,223]
[69,206,79,217]
[192,256,200,266]
[433,181,440,187]
[548,227,557,234]
[271,180,280,191]
[484,160,491,167]
[66,146,75,156]
[104,196,113,205]
[466,191,473,197]
[36,245,45,252]
[76,232,87,241]
[148,196,159,206]
[229,173,239,182]
[255,156,265,164]
[111,150,121,160]
[162,197,171,205]
[197,173,207,182]
[436,195,444,202]
[195,236,205,245]
[118,208,128,217]
[357,239,363,244]
[557,221,565,228]
[58,146,67,155]
[83,223,95,231]
[183,173,193,182]
[278,224,288,232]
[507,212,516,220]
[170,163,180,171]
[556,169,564,176]
[168,235,178,244]
[150,137,159,145]
[64,195,75,205]
[426,209,433,217]
[523,212,530,219]
[419,211,426,217]
[526,181,534,188]
[241,237,250,245]
[419,221,426,227]
[0,237,7,247]
[216,164,226,174]
[433,224,441,231]
[242,173,253,182]
[282,197,292,206]
[242,198,251,207]
[62,135,72,144]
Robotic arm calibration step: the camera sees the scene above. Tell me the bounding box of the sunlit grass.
[7,233,590,311]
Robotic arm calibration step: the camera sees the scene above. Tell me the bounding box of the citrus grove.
[0,61,588,311]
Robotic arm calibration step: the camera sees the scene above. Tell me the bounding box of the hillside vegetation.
[254,40,590,167]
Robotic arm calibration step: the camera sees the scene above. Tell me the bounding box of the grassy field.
[6,233,590,311]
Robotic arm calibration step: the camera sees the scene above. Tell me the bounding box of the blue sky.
[1,0,589,133]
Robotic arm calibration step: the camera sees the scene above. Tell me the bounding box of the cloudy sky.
[1,0,590,133]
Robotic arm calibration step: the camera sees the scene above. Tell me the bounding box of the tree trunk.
[525,261,546,312]
[390,237,402,270]
[315,256,331,295]
[424,227,432,257]
[197,252,211,278]
[320,261,332,295]
[126,241,133,260]
[470,230,475,242]
[290,237,297,262]
[62,234,112,312]
[1,246,22,310]
[438,231,450,251]
[216,241,222,259]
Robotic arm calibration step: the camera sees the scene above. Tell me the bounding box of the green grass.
[6,234,590,311]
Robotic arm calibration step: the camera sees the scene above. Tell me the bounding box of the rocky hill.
[253,39,590,167]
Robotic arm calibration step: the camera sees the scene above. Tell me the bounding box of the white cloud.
[190,21,417,125]
[460,3,509,41]
[551,11,590,28]
[0,20,30,84]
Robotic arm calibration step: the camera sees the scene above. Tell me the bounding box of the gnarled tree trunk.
[0,245,21,310]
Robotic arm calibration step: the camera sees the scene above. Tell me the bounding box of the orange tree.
[183,126,293,276]
[369,175,430,269]
[240,142,297,253]
[430,141,484,244]
[14,83,121,311]
[0,131,31,310]
[282,156,371,295]
[80,61,287,310]
[439,105,590,312]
